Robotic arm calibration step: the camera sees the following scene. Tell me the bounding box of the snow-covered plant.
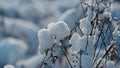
[38,21,70,54]
[37,0,120,68]
[38,21,72,68]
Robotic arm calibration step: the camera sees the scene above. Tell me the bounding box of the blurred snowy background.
[0,0,120,68]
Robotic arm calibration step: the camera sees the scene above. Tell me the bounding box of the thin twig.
[95,41,115,68]
[80,2,86,17]
[60,46,73,68]
[40,55,47,68]
[92,37,104,67]
[85,34,88,52]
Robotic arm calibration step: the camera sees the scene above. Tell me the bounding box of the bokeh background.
[0,0,120,68]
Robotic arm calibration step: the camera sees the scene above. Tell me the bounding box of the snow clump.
[38,21,70,54]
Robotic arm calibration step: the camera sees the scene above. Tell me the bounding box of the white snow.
[81,55,93,68]
[48,21,70,43]
[87,6,94,21]
[95,49,104,59]
[104,12,112,20]
[111,2,120,20]
[113,28,120,43]
[38,21,70,54]
[103,0,113,3]
[98,13,105,20]
[99,3,105,13]
[70,33,94,55]
[4,65,15,68]
[96,58,106,68]
[59,3,88,29]
[79,18,92,35]
[3,17,39,54]
[98,12,112,20]
[93,28,101,46]
[0,0,119,68]
[104,60,115,68]
[16,54,45,68]
[113,28,120,38]
[113,28,120,55]
[0,38,28,65]
[38,29,53,54]
[59,8,81,29]
[79,35,94,56]
[70,32,81,53]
